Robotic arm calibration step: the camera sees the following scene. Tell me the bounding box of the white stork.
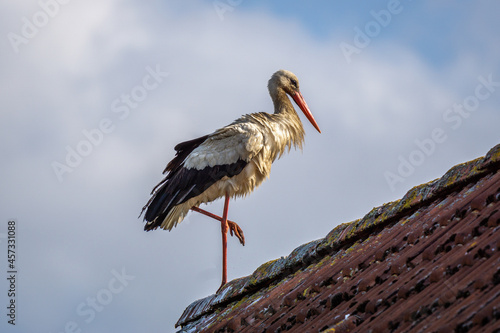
[141,69,321,290]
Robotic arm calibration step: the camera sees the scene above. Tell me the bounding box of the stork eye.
[290,79,298,88]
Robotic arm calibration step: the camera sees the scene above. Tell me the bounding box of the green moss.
[248,257,284,286]
[486,144,500,163]
[321,328,336,333]
[344,240,362,256]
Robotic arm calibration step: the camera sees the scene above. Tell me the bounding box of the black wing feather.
[141,135,248,231]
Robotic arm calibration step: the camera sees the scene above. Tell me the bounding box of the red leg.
[189,196,244,292]
[190,206,245,245]
[219,194,230,291]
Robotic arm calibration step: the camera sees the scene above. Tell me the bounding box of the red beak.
[291,91,321,133]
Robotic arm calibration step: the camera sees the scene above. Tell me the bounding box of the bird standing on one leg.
[141,69,321,291]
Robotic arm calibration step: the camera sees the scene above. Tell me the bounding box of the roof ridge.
[176,143,500,329]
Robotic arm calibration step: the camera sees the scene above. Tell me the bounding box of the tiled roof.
[176,144,500,333]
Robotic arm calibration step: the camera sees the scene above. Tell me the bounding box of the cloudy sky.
[1,1,499,332]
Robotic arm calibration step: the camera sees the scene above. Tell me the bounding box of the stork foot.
[227,221,245,246]
[217,280,227,293]
[191,206,245,245]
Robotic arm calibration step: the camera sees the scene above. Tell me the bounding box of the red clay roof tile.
[176,144,500,332]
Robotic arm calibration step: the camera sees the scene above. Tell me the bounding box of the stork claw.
[227,221,245,246]
[190,206,245,245]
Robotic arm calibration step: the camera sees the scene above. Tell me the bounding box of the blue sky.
[232,1,491,66]
[1,1,499,332]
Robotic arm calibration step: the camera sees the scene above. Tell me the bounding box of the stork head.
[268,70,321,133]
